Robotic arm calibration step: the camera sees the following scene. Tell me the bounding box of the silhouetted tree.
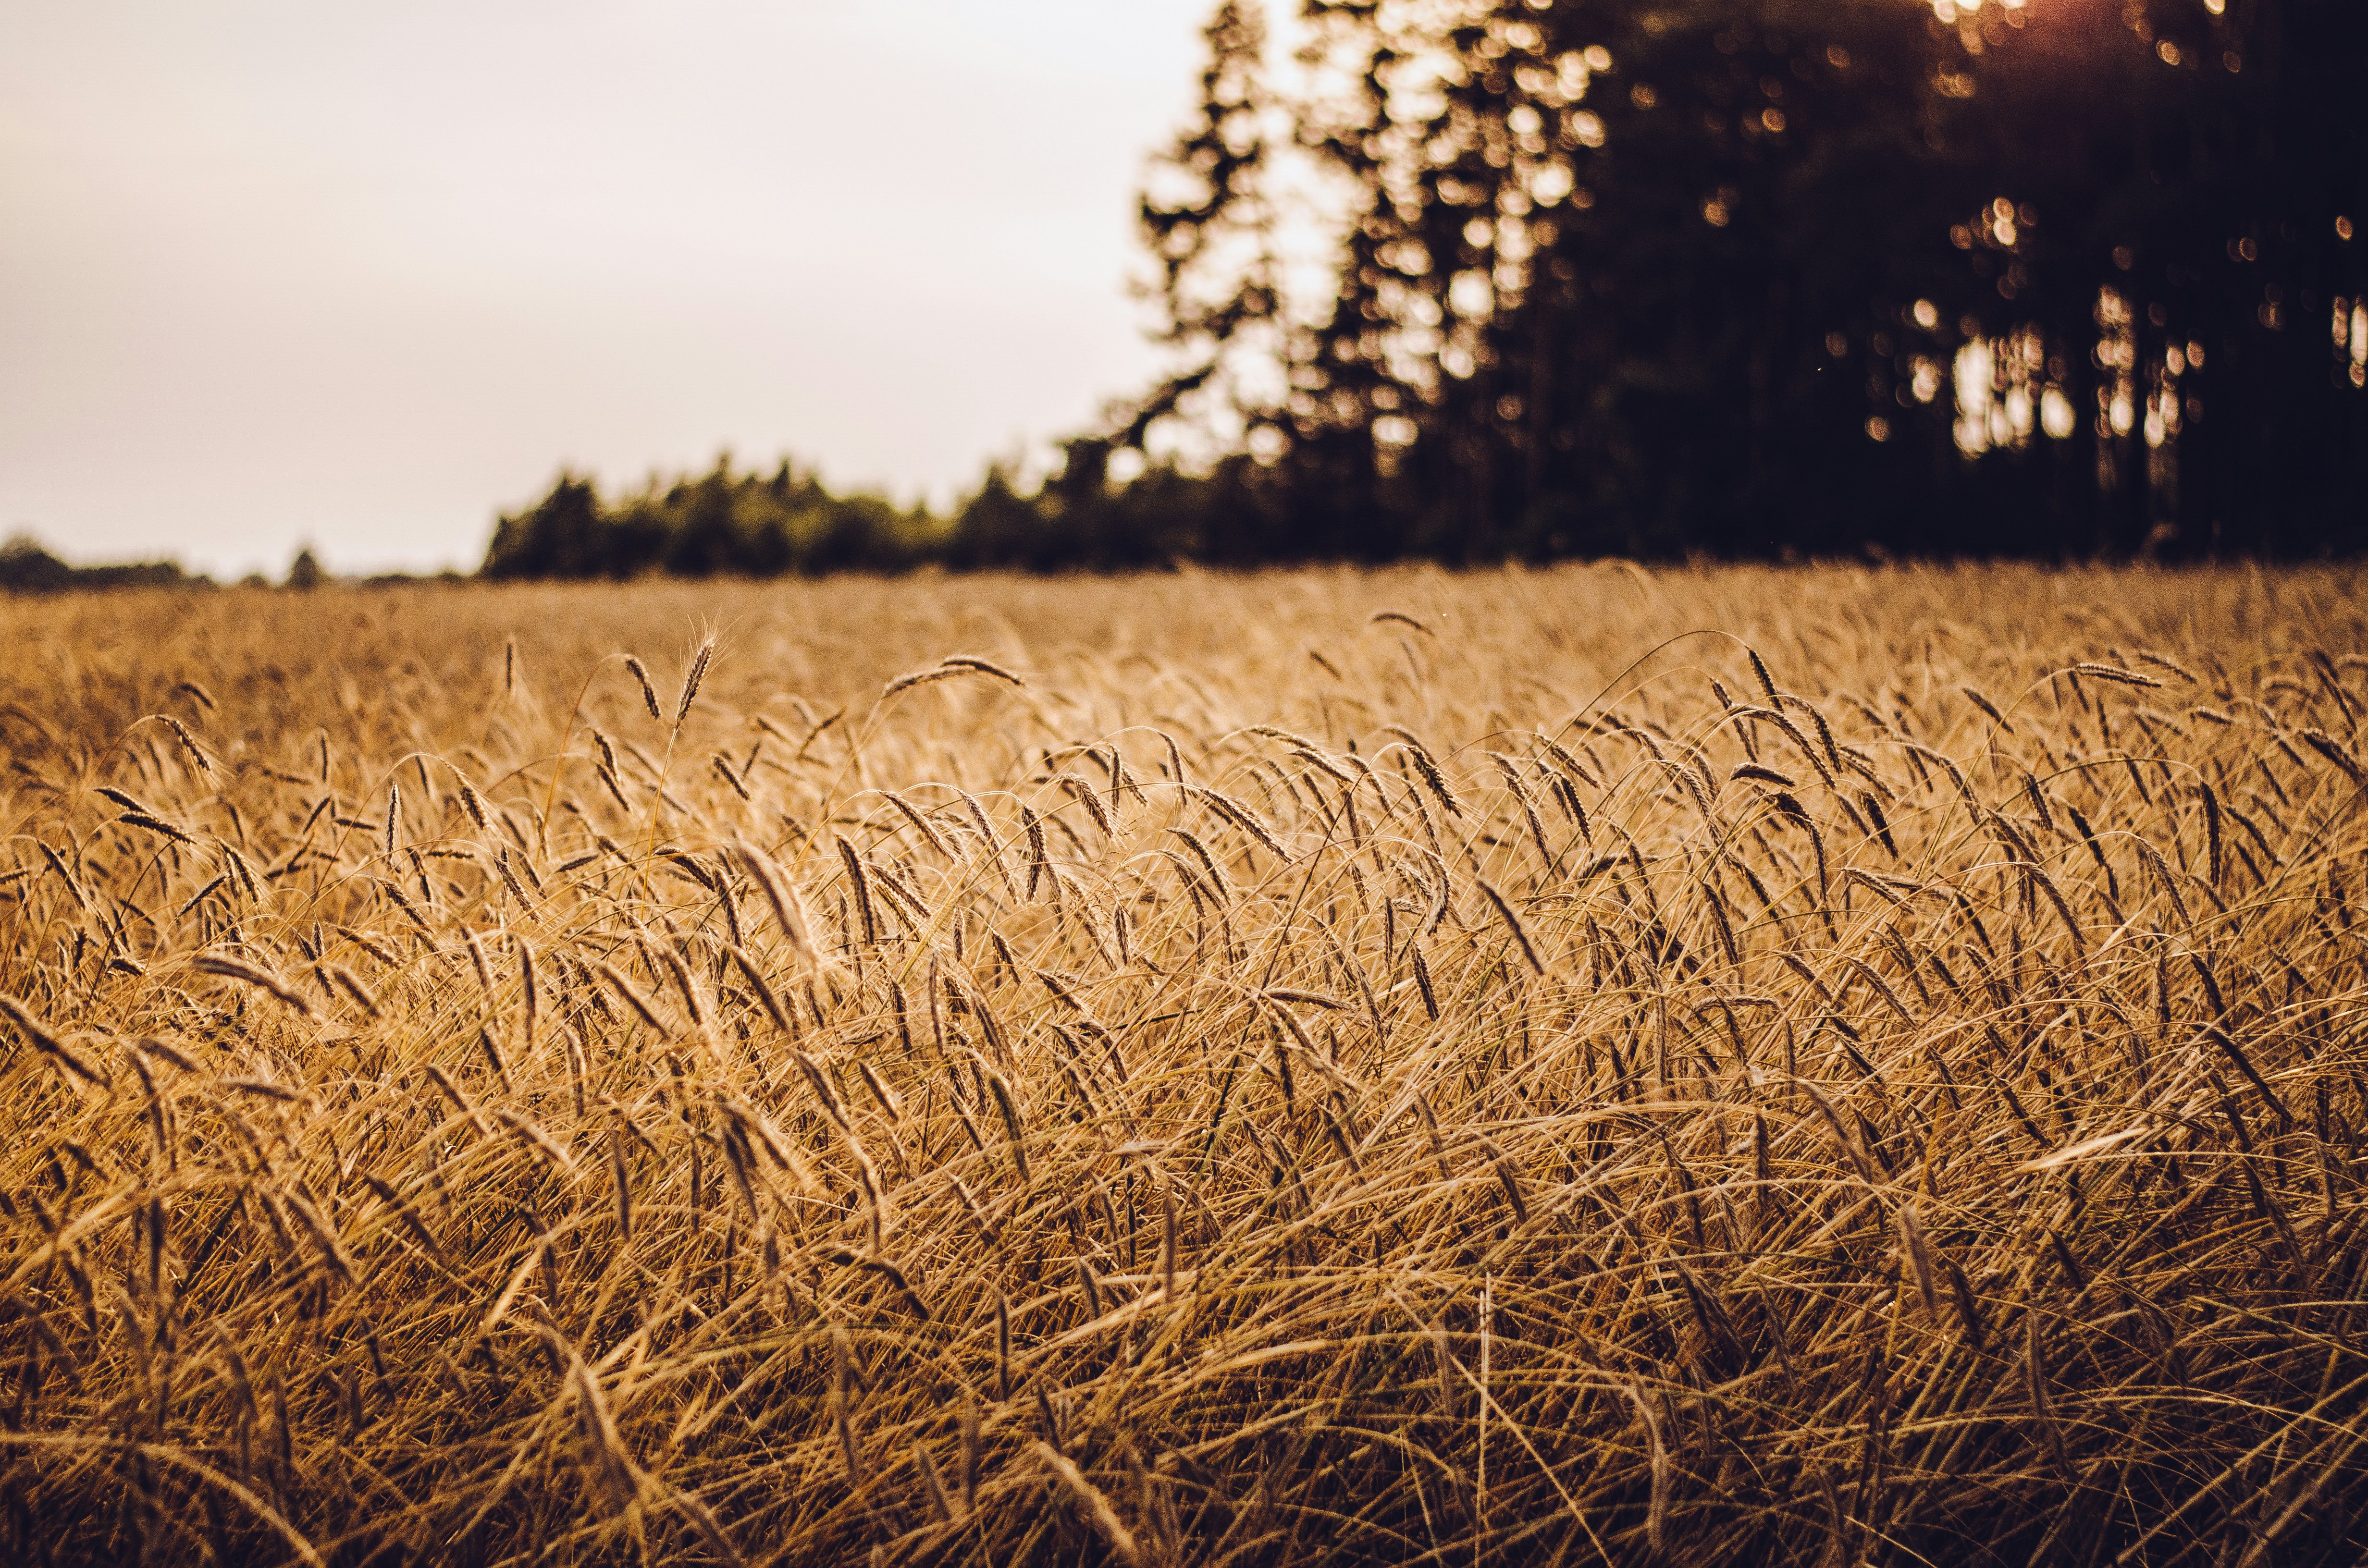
[482,461,946,580]
[0,535,205,593]
[475,1,2362,580]
[0,536,76,594]
[1125,0,2368,559]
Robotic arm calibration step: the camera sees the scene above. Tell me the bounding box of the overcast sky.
[0,1,1214,577]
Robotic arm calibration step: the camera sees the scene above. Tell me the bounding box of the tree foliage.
[482,460,944,581]
[482,0,2365,580]
[1127,0,2368,558]
[482,449,1312,579]
[0,535,201,595]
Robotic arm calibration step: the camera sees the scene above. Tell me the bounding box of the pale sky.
[0,1,1215,577]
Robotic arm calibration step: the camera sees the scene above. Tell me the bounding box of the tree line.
[16,2,2366,591]
[485,0,2364,577]
[1129,0,2366,562]
[478,445,1359,580]
[0,536,203,594]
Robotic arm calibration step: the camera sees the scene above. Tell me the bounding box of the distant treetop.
[0,534,203,595]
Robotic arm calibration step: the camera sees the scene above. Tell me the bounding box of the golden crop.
[0,564,2363,1566]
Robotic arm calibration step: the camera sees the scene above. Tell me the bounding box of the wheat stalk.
[0,564,2358,1568]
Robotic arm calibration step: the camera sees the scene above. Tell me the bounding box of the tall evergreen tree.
[1126,0,2368,558]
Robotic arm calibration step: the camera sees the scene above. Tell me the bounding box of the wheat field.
[1,564,2364,1568]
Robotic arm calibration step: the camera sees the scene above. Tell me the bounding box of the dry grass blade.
[939,653,1026,685]
[676,639,714,723]
[2299,727,2367,788]
[2072,662,2162,688]
[1034,1442,1144,1566]
[157,712,215,774]
[1898,1200,1940,1321]
[1475,877,1544,974]
[191,952,315,1016]
[0,994,110,1087]
[734,839,816,963]
[567,1351,642,1515]
[624,655,663,721]
[1626,1383,1671,1552]
[594,960,667,1031]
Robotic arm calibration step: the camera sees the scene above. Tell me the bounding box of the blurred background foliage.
[485,0,2363,578]
[0,535,202,594]
[1119,0,2367,563]
[32,0,2356,591]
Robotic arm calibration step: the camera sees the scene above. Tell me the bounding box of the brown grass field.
[1,564,2365,1567]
